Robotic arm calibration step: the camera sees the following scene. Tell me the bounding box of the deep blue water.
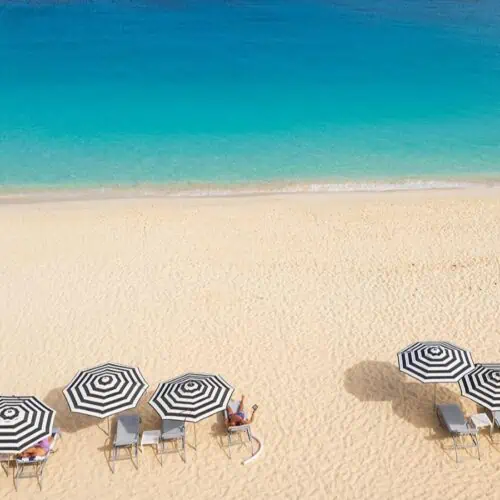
[1,0,500,188]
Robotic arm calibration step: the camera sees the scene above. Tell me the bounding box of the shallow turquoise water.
[1,1,500,188]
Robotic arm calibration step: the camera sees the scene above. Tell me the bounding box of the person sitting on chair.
[225,395,258,427]
[18,436,53,459]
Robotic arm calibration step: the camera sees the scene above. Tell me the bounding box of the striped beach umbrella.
[149,372,233,423]
[63,362,148,419]
[398,341,474,406]
[0,396,55,454]
[459,364,500,411]
[398,341,474,383]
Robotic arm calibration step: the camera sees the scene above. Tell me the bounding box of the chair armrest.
[463,423,479,435]
[16,456,47,464]
[228,424,251,432]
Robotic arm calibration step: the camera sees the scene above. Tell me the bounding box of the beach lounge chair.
[111,415,140,473]
[159,420,186,464]
[224,400,253,459]
[436,404,480,463]
[14,428,61,491]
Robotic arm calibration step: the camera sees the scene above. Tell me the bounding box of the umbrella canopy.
[0,396,55,454]
[398,341,474,383]
[64,362,148,418]
[149,372,233,422]
[459,363,500,411]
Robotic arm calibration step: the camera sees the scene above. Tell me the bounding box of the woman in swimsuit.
[225,395,257,427]
[18,436,53,459]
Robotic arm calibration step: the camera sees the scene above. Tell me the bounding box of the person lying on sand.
[226,395,258,427]
[18,436,53,459]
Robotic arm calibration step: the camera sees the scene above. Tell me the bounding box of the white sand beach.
[1,188,500,499]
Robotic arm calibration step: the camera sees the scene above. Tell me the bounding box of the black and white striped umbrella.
[63,362,148,418]
[0,396,55,454]
[149,373,233,422]
[398,341,474,383]
[459,364,500,411]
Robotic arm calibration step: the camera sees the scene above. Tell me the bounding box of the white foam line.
[162,180,497,197]
[0,179,499,203]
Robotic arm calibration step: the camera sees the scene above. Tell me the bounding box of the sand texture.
[1,189,500,499]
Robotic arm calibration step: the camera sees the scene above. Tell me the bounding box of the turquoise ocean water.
[1,0,500,193]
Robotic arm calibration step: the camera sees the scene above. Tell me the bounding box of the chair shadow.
[97,437,114,474]
[210,412,230,457]
[97,438,140,474]
[343,360,477,461]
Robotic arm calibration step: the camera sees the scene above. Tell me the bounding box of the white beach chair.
[224,400,254,459]
[437,404,480,463]
[14,428,61,491]
[111,415,140,473]
[158,419,186,464]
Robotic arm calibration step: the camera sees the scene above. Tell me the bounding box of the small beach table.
[140,430,161,455]
[469,413,492,441]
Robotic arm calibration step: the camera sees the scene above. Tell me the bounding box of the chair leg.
[15,463,22,490]
[37,463,42,491]
[39,461,47,491]
[248,428,254,456]
[182,436,187,463]
[111,446,117,473]
[227,432,232,459]
[452,435,459,463]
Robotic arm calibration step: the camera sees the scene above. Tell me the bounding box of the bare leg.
[249,409,256,424]
[237,395,245,414]
[225,404,234,427]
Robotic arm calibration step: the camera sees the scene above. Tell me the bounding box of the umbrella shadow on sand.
[134,389,160,430]
[343,361,482,461]
[44,387,158,435]
[44,387,97,434]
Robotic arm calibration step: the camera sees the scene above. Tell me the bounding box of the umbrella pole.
[194,422,197,451]
[433,384,436,410]
[108,416,110,436]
